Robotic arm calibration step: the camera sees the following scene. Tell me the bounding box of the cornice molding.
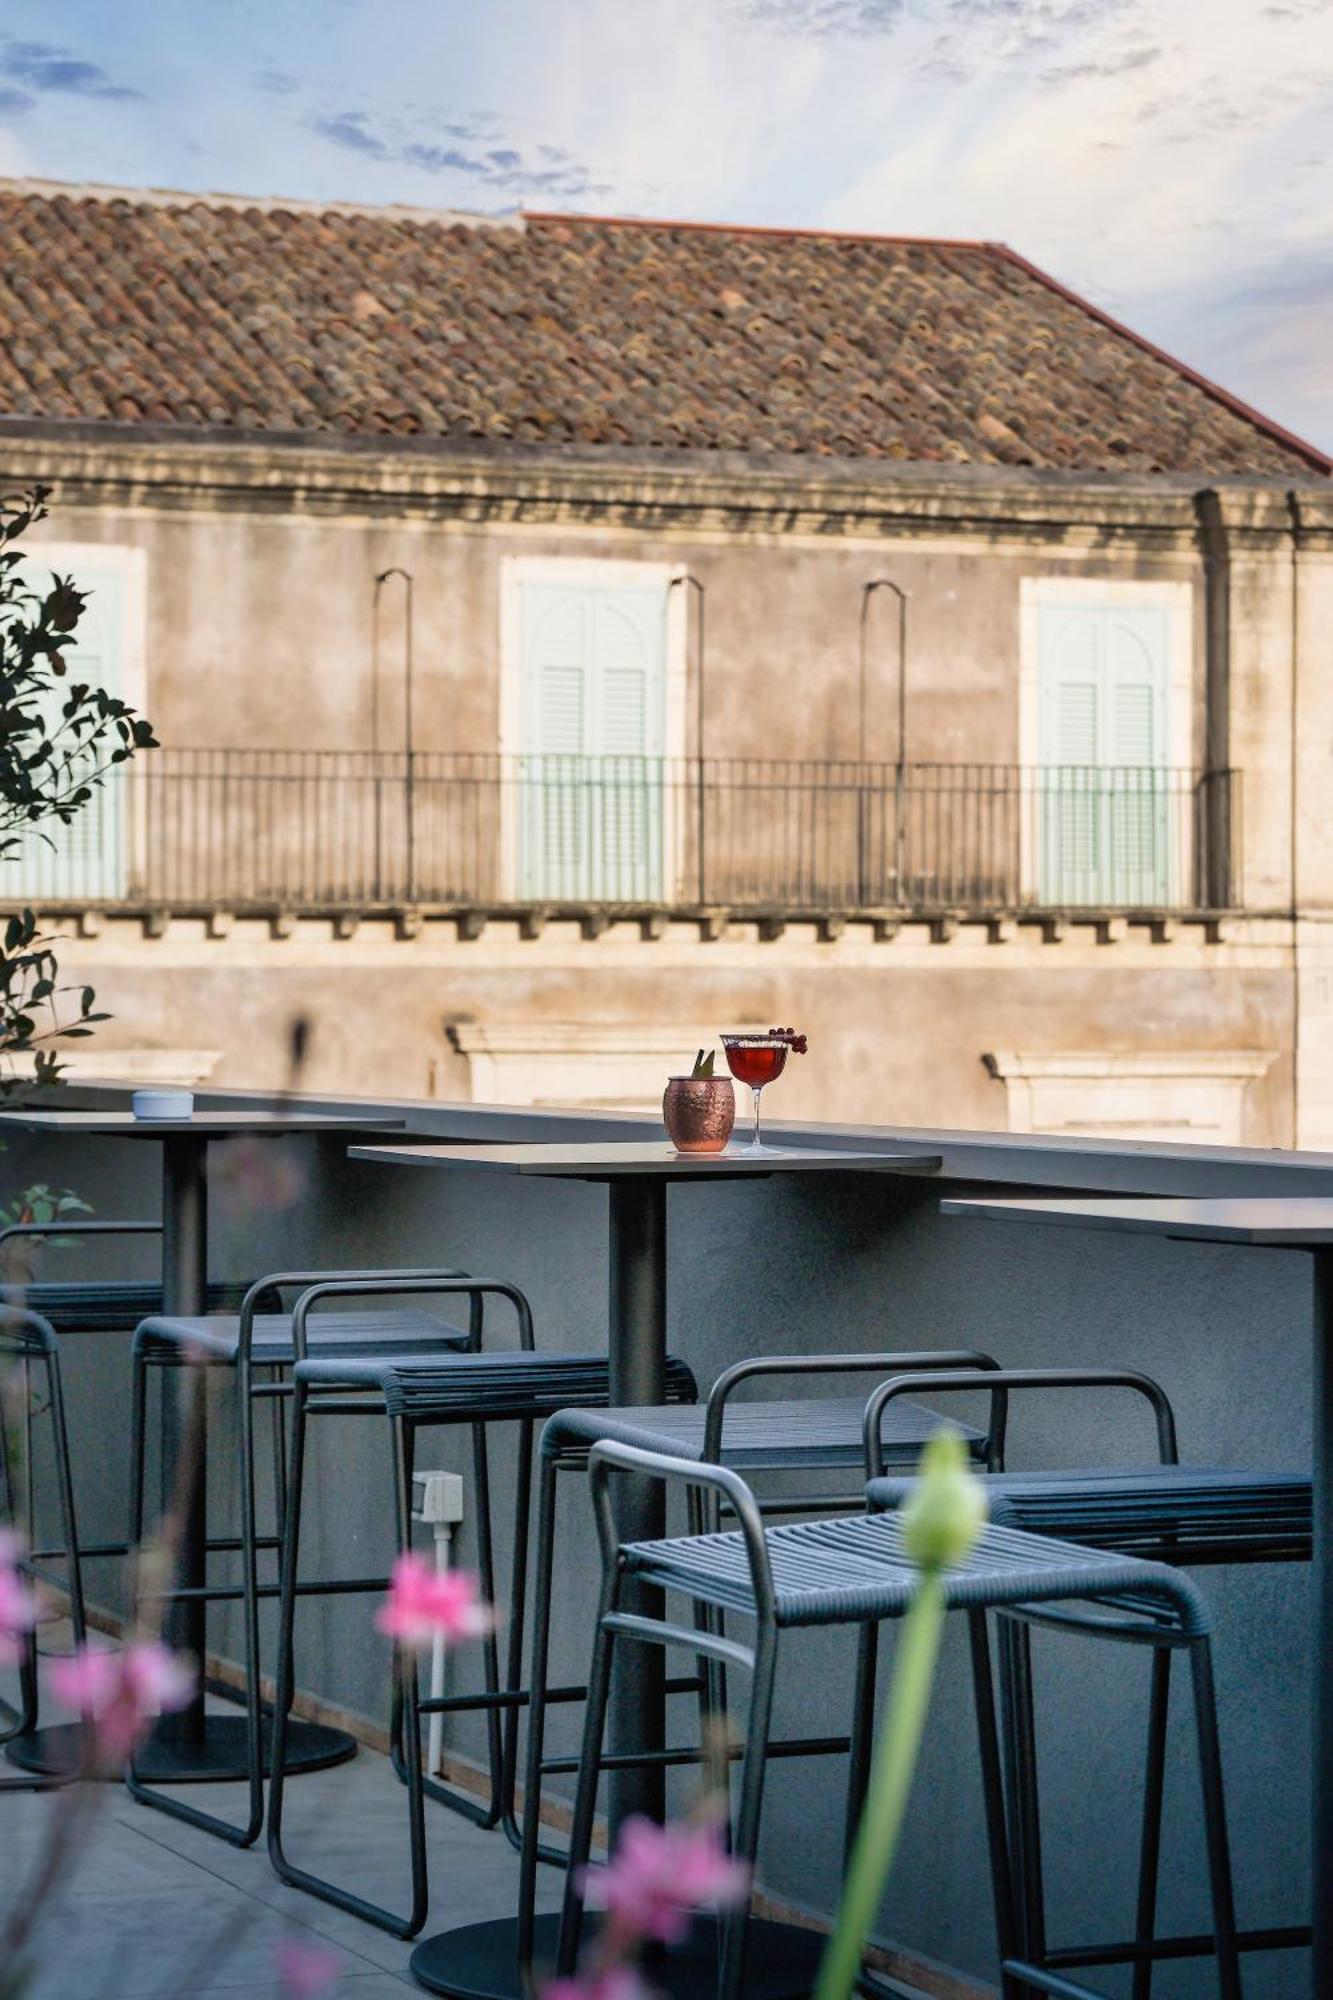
[0,427,1315,547]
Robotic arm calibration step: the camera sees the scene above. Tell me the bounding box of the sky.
[0,0,1330,451]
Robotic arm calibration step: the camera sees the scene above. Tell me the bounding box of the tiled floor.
[1,1723,564,1999]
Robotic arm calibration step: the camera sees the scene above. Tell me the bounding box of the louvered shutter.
[519,580,664,900]
[1037,602,1170,904]
[1105,609,1169,901]
[8,561,128,901]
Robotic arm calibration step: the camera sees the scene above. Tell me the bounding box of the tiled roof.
[0,179,1326,477]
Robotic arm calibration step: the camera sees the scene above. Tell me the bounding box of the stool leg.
[719,1621,778,2000]
[233,1348,264,1846]
[269,1367,289,1546]
[844,1619,880,1864]
[266,1382,307,1876]
[127,1349,149,1556]
[1187,1638,1242,2000]
[44,1345,87,1648]
[688,1483,727,1739]
[498,1417,535,1846]
[467,1418,505,1827]
[392,1414,431,1937]
[969,1613,1025,2000]
[518,1450,560,1968]
[556,1596,618,1978]
[0,1362,38,1743]
[999,1618,1047,1974]
[1131,1646,1172,2000]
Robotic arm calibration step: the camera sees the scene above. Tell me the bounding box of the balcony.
[9,752,1242,917]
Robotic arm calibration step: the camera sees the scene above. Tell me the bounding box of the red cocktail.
[721,1032,803,1152]
[724,1041,788,1091]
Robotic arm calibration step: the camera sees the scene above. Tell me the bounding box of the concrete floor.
[0,1715,565,1999]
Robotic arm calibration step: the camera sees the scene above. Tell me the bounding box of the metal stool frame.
[266,1282,697,1939]
[865,1367,1311,1997]
[514,1345,1005,1944]
[555,1440,1240,2000]
[127,1265,488,1848]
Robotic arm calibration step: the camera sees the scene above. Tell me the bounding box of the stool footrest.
[539,1732,851,1778]
[1044,1923,1311,1969]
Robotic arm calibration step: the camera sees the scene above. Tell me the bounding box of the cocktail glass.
[720,1034,790,1154]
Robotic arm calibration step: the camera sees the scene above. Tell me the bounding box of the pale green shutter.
[519,581,665,900]
[1037,602,1170,905]
[8,560,128,901]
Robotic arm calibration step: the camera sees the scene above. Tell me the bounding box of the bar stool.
[865,1367,1312,1995]
[3,1219,278,1611]
[0,1305,87,1786]
[2,1217,268,1332]
[266,1278,698,1938]
[129,1264,494,1847]
[513,1348,1003,1909]
[553,1440,1241,2000]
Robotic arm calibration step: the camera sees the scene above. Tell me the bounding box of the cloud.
[0,86,32,117]
[0,38,142,100]
[740,0,906,32]
[254,67,299,96]
[1039,41,1162,83]
[309,110,389,157]
[307,105,612,198]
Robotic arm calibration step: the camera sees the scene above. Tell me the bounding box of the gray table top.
[0,1111,406,1138]
[942,1194,1333,1246]
[350,1140,943,1180]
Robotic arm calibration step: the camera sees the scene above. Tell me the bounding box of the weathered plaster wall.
[12,433,1219,769]
[50,911,1296,1144]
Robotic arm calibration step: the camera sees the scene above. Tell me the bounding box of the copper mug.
[663,1075,735,1154]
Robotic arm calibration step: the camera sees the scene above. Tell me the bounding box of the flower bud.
[901,1429,987,1571]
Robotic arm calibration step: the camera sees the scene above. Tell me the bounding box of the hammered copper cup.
[663,1075,735,1154]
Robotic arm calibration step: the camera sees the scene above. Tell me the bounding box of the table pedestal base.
[409,1913,826,1999]
[5,1713,357,1782]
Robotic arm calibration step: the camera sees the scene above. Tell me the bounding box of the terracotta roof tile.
[0,180,1325,477]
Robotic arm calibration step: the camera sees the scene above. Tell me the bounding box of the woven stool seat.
[544,1395,982,1471]
[296,1350,698,1419]
[135,1308,472,1366]
[869,1466,1313,1563]
[620,1509,1206,1635]
[15,1280,278,1336]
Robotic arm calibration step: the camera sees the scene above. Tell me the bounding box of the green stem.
[814,1572,947,2000]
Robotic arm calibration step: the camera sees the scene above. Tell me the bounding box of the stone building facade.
[3,181,1332,1144]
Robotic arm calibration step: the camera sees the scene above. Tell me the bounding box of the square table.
[0,1108,404,1782]
[351,1138,942,2000]
[942,1193,1332,1998]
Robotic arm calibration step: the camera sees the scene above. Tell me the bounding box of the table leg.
[607,1176,668,1834]
[1313,1251,1333,1998]
[160,1134,209,1746]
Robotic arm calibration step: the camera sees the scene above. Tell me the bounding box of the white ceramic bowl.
[131,1089,194,1121]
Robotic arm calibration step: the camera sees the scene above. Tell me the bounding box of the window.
[1020,579,1193,907]
[500,560,687,902]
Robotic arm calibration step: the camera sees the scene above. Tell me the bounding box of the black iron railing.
[8,751,1241,913]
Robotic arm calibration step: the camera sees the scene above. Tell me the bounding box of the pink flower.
[274,1935,343,1998]
[542,1971,652,2000]
[581,1816,750,1948]
[0,1541,37,1665]
[375,1555,494,1651]
[211,1136,307,1220]
[49,1639,193,1761]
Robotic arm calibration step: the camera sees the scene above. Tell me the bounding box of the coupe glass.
[720,1033,790,1154]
